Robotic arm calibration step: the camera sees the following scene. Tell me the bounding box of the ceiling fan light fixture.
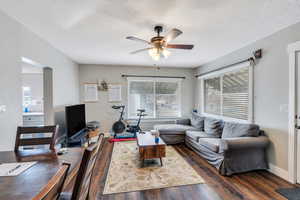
[127,26,193,60]
[162,48,171,58]
[149,48,161,61]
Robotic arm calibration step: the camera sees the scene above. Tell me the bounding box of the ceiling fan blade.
[166,44,194,50]
[164,28,183,43]
[130,48,153,54]
[126,36,151,44]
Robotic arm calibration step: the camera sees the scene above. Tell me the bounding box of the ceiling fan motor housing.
[151,36,164,47]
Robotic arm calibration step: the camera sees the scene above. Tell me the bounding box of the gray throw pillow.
[204,117,222,137]
[190,113,205,130]
[222,122,260,138]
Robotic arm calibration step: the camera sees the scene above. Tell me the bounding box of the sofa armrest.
[220,136,269,151]
[175,118,191,125]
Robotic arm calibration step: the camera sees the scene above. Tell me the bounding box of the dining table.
[0,148,84,200]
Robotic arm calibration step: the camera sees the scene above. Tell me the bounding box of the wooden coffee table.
[136,132,166,167]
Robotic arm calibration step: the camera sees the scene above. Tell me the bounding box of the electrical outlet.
[0,105,6,113]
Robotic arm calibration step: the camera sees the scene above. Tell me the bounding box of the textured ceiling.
[1,0,300,68]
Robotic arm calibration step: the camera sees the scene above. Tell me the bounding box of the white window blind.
[222,67,249,120]
[128,78,181,118]
[128,81,155,118]
[204,77,221,115]
[201,63,252,121]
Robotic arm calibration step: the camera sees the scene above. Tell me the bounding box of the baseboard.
[268,163,289,182]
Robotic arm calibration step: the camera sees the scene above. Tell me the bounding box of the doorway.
[288,41,300,184]
[21,60,44,126]
[21,57,54,126]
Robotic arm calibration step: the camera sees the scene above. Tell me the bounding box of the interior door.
[296,51,300,183]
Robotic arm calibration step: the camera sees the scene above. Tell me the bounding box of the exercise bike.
[111,105,146,139]
[127,109,147,135]
[111,105,127,137]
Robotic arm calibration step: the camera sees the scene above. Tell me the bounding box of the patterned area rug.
[103,141,205,194]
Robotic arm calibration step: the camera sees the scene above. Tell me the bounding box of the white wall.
[195,21,300,171]
[79,65,196,132]
[0,10,79,151]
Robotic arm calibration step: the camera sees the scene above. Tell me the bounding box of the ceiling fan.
[126,26,194,61]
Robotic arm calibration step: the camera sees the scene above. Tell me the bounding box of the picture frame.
[84,83,98,102]
[108,84,122,102]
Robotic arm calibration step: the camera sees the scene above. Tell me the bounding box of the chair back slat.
[15,125,58,152]
[17,126,58,134]
[33,163,70,200]
[19,137,54,146]
[71,133,104,200]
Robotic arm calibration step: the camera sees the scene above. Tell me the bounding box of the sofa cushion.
[186,131,200,142]
[222,122,260,138]
[186,131,220,142]
[190,113,205,130]
[175,118,191,126]
[204,117,222,137]
[198,138,221,153]
[154,124,198,135]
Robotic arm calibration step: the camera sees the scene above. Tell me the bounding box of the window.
[22,86,32,107]
[128,78,181,118]
[201,64,253,121]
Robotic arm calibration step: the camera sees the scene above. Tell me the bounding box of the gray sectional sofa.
[154,113,269,175]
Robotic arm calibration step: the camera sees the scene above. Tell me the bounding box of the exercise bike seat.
[112,105,125,109]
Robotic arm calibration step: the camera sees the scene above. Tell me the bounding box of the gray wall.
[79,64,196,132]
[195,21,300,171]
[0,10,79,151]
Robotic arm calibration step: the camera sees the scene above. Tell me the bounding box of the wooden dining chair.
[60,133,104,200]
[33,163,70,200]
[14,125,59,153]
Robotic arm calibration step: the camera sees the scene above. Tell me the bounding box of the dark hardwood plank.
[89,140,297,200]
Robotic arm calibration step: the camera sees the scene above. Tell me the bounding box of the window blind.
[204,77,221,115]
[222,67,249,120]
[202,65,251,121]
[128,78,181,118]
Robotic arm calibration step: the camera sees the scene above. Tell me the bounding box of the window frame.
[127,77,182,119]
[199,61,254,123]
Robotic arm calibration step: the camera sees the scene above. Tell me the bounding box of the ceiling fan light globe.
[153,54,160,61]
[162,49,171,58]
[148,48,160,60]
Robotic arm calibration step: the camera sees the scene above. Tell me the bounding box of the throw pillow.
[190,113,205,131]
[222,122,260,138]
[204,117,222,137]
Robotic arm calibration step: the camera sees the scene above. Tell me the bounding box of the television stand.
[67,128,101,147]
[67,129,88,147]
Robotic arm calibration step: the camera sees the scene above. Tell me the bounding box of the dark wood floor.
[90,139,297,200]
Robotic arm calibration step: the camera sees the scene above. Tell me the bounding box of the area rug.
[276,187,300,200]
[103,141,205,194]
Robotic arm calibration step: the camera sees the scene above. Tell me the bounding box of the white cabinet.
[23,113,44,126]
[22,113,45,150]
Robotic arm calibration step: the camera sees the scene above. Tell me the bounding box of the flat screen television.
[65,104,86,138]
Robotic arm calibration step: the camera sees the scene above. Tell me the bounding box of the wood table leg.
[160,157,163,166]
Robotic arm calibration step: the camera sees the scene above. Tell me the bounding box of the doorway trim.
[288,41,300,184]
